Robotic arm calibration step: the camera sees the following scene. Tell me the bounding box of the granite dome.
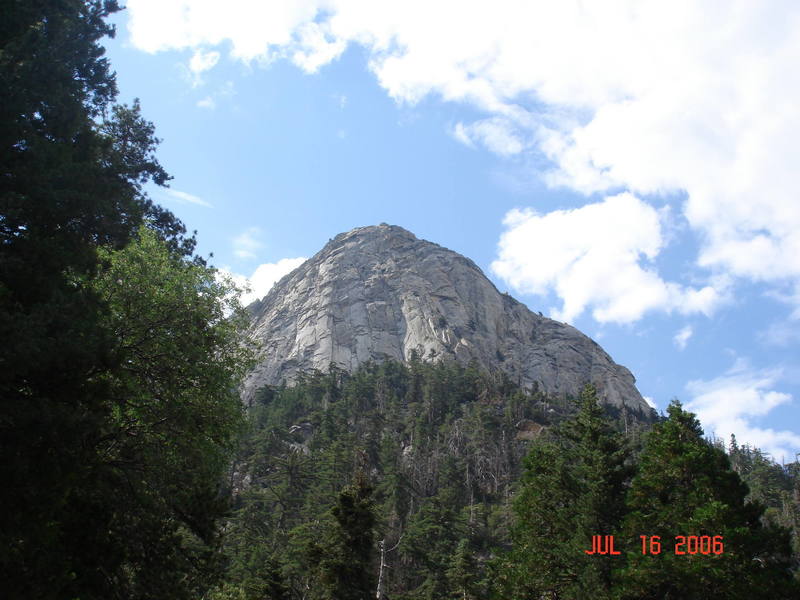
[242,224,652,417]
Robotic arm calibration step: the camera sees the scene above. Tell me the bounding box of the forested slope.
[4,3,799,599]
[216,359,800,599]
[223,357,558,598]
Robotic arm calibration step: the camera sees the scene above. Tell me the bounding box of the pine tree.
[446,538,478,600]
[0,2,192,597]
[496,385,631,600]
[401,487,467,599]
[616,400,798,599]
[317,475,377,600]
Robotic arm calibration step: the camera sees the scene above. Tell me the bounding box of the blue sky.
[106,1,800,461]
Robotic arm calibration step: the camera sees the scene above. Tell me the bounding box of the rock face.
[243,224,653,417]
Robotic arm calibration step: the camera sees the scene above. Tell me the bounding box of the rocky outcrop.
[243,224,653,417]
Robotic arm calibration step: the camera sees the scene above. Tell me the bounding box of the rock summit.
[243,224,652,417]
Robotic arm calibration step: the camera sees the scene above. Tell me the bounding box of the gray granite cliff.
[243,224,653,417]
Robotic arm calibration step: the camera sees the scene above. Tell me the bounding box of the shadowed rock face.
[243,224,653,417]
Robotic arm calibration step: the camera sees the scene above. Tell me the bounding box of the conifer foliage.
[219,359,553,599]
[4,3,800,599]
[617,401,796,599]
[220,365,800,600]
[498,385,631,600]
[317,475,377,600]
[1,2,251,598]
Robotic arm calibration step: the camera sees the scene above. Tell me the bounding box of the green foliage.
[206,582,250,600]
[616,401,797,599]
[727,435,798,534]
[63,227,251,598]
[0,1,204,597]
[10,3,797,599]
[496,384,631,600]
[222,364,800,599]
[487,393,800,600]
[400,488,468,598]
[95,226,253,455]
[222,359,551,599]
[318,475,377,600]
[1,5,250,583]
[447,537,479,600]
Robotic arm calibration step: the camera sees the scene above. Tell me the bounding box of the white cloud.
[452,118,525,156]
[190,48,219,73]
[643,396,657,410]
[292,21,347,72]
[181,49,221,87]
[673,325,693,350]
[233,227,264,259]
[220,257,307,306]
[760,318,800,347]
[126,1,800,318]
[161,188,212,208]
[197,96,215,109]
[686,359,800,462]
[451,122,475,149]
[127,0,322,60]
[490,194,725,324]
[196,80,236,110]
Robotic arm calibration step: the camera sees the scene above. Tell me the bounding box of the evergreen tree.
[0,2,199,597]
[446,538,478,600]
[496,384,631,600]
[728,436,794,516]
[401,488,467,599]
[317,475,377,600]
[221,361,566,598]
[616,400,798,599]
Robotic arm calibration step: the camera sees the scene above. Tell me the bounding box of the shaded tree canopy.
[1,2,249,597]
[215,368,800,600]
[617,401,797,600]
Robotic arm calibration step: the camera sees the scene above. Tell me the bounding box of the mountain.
[243,224,652,417]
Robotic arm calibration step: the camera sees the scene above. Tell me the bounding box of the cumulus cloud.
[686,359,800,462]
[220,257,307,307]
[491,194,724,324]
[452,118,525,156]
[126,1,800,320]
[673,325,693,350]
[161,188,212,208]
[292,22,347,72]
[189,48,219,73]
[128,0,323,61]
[232,227,264,259]
[179,48,221,87]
